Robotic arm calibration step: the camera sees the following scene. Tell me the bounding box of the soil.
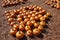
[0,0,60,40]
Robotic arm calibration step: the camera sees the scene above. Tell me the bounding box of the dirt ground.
[0,0,60,40]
